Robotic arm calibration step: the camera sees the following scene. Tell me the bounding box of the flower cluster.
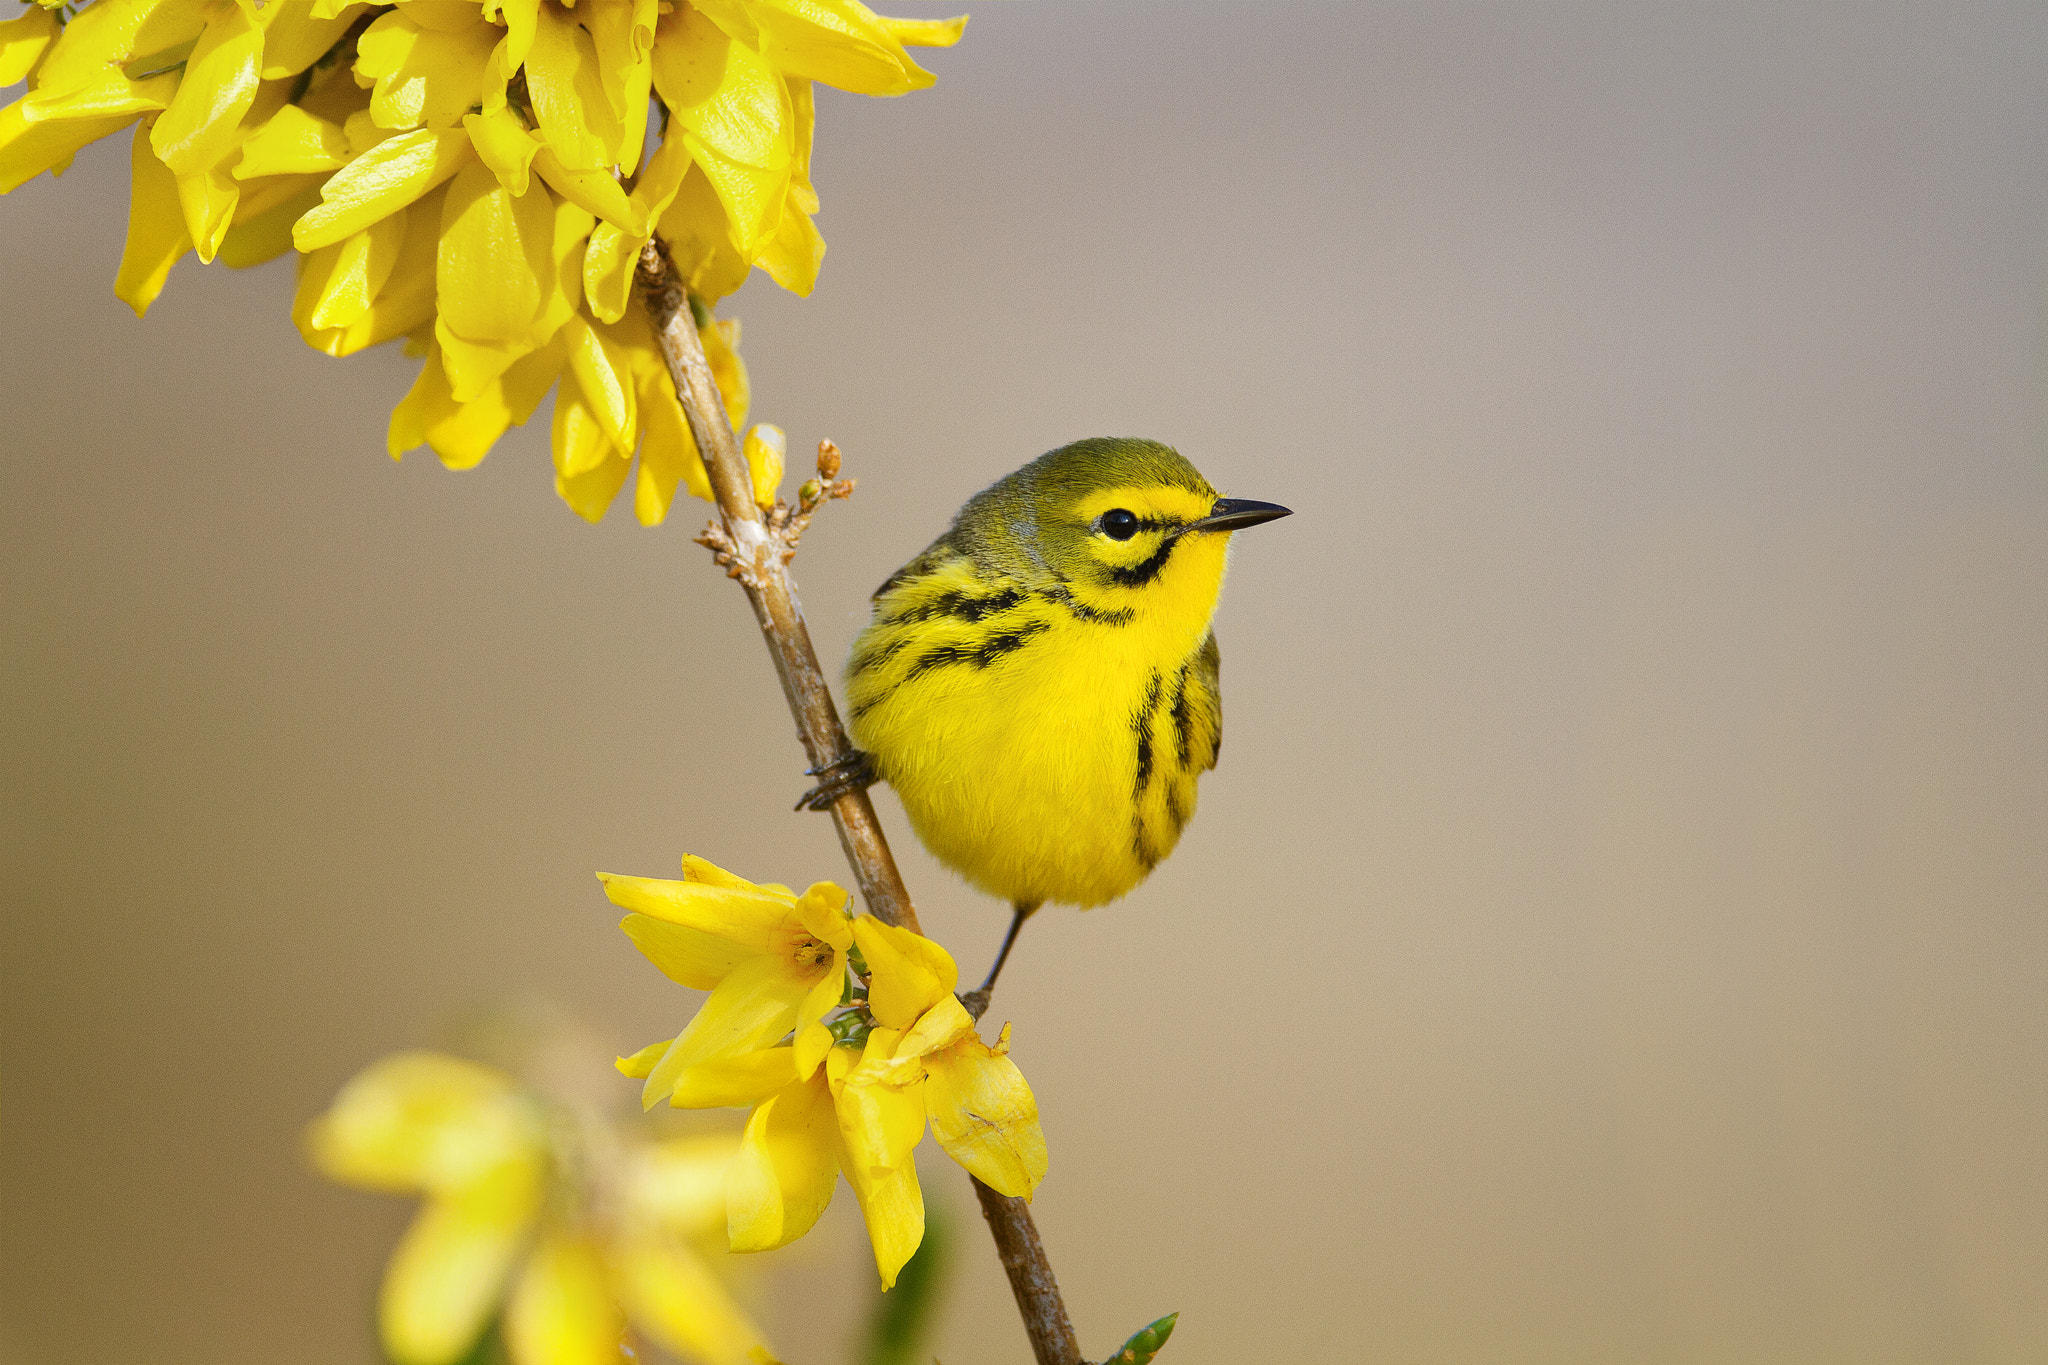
[311,1049,776,1365]
[0,0,960,521]
[607,855,1048,1287]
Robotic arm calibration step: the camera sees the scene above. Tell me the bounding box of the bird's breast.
[847,590,1217,908]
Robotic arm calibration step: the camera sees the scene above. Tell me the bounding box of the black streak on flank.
[901,619,1052,684]
[891,587,1027,626]
[1132,670,1163,802]
[1169,662,1192,771]
[1106,534,1180,589]
[1043,580,1135,627]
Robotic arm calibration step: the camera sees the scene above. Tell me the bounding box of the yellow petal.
[744,423,785,509]
[309,208,407,329]
[679,853,765,892]
[726,1068,837,1253]
[619,310,709,520]
[300,180,444,352]
[620,913,761,994]
[879,13,966,48]
[693,0,933,98]
[530,142,642,233]
[393,0,492,33]
[433,155,552,343]
[601,871,793,949]
[615,1038,668,1079]
[171,160,239,262]
[115,117,190,317]
[893,990,972,1063]
[615,1233,772,1365]
[792,1022,832,1082]
[234,103,349,176]
[756,183,822,296]
[294,124,471,250]
[580,221,639,326]
[627,1134,742,1232]
[37,0,204,94]
[788,880,848,946]
[668,1044,798,1109]
[0,75,168,193]
[258,0,368,79]
[652,6,782,168]
[525,0,623,171]
[390,335,562,468]
[485,0,538,67]
[833,1028,926,1176]
[309,1052,537,1193]
[791,955,843,1065]
[580,0,651,166]
[461,105,541,196]
[561,312,637,451]
[503,1235,620,1365]
[150,1,261,177]
[553,440,631,523]
[925,1024,1047,1199]
[216,176,323,266]
[579,126,692,322]
[381,1185,538,1365]
[851,917,958,1030]
[824,1055,924,1290]
[434,180,589,397]
[658,951,814,1085]
[356,9,499,131]
[0,6,60,86]
[654,160,751,303]
[636,1029,690,1112]
[343,105,398,154]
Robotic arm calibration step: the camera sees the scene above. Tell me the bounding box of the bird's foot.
[957,986,992,1021]
[795,749,878,811]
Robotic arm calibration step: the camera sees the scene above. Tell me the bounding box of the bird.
[805,437,1290,1002]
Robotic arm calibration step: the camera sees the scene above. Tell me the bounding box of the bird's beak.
[1190,498,1293,533]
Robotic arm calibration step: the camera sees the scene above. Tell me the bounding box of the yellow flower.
[610,857,1048,1288]
[604,854,854,1111]
[0,0,963,523]
[311,1050,775,1365]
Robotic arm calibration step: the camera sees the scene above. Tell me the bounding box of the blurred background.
[4,2,2046,1362]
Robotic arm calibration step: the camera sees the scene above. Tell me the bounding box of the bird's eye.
[1101,509,1140,540]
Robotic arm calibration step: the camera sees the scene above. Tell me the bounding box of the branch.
[635,241,1086,1365]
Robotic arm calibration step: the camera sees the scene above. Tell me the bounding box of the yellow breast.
[846,537,1226,909]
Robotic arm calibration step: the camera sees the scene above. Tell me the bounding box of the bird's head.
[956,438,1291,625]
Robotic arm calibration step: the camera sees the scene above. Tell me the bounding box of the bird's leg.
[794,749,879,811]
[959,901,1040,1020]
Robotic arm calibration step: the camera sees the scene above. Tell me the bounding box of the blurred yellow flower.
[311,1050,776,1365]
[608,856,1048,1288]
[0,0,962,522]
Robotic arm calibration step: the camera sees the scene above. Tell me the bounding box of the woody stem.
[635,241,1085,1365]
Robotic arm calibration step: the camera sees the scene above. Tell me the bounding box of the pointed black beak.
[1189,498,1293,533]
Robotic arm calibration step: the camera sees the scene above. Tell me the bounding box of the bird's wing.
[1193,629,1222,770]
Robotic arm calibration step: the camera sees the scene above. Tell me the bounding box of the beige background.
[4,3,2047,1362]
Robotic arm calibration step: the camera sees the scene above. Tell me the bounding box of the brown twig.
[635,240,1085,1365]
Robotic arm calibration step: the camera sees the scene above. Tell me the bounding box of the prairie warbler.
[811,438,1289,995]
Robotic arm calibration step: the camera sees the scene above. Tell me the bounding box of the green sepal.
[1104,1313,1178,1365]
[827,1011,875,1049]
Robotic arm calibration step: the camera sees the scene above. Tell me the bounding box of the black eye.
[1101,509,1140,540]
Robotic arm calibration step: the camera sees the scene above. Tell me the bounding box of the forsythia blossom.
[607,855,1049,1287]
[0,0,961,521]
[311,1050,778,1365]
